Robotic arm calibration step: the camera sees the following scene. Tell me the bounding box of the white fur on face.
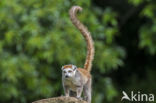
[62,68,76,78]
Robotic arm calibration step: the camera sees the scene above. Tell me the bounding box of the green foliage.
[129,0,144,6]
[139,4,156,54]
[0,0,156,103]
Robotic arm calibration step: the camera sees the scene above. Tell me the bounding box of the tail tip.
[71,5,83,12]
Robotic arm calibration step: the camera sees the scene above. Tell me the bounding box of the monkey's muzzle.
[65,75,69,78]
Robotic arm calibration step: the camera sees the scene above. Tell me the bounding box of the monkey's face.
[62,65,77,78]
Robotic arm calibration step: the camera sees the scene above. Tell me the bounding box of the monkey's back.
[78,68,91,79]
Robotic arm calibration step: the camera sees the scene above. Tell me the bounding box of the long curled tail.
[69,6,95,72]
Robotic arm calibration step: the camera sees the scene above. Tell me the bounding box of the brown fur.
[69,6,95,72]
[78,68,91,78]
[63,65,73,69]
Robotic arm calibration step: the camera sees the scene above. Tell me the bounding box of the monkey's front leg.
[76,86,83,100]
[64,86,70,97]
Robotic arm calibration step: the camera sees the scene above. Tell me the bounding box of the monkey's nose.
[65,75,69,78]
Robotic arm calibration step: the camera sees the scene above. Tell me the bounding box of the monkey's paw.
[60,94,64,97]
[76,97,83,101]
[65,95,69,97]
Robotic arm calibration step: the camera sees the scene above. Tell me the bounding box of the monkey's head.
[62,64,77,78]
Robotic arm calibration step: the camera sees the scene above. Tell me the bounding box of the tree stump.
[32,96,87,103]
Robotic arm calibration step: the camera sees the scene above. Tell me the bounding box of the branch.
[32,96,87,103]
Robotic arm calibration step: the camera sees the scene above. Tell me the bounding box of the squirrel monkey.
[61,6,94,103]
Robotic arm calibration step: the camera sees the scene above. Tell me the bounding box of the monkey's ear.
[72,65,77,71]
[61,66,64,71]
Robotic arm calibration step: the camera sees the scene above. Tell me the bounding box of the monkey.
[61,6,94,103]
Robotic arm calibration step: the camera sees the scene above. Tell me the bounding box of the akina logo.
[121,91,154,102]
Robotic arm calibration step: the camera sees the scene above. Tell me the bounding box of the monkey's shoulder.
[77,68,91,78]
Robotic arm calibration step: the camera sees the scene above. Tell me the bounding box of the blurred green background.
[0,0,156,103]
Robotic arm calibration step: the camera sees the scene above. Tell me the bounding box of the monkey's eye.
[68,70,72,73]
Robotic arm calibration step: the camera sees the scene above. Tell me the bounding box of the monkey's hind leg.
[84,78,92,103]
